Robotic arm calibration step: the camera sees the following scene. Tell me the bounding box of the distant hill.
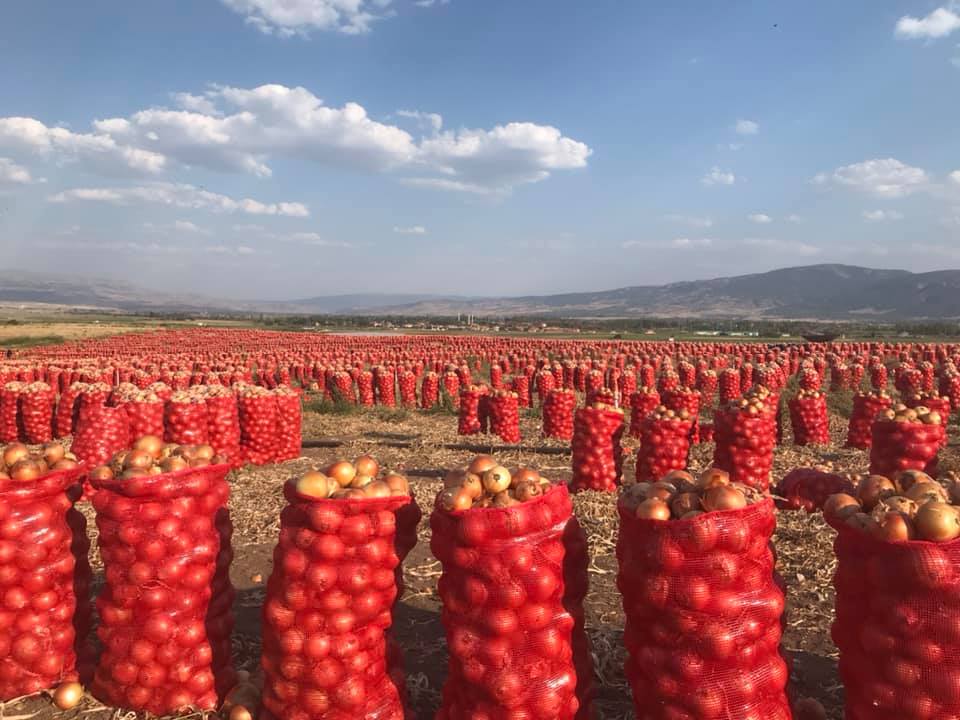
[2,264,960,320]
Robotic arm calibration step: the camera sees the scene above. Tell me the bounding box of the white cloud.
[399,177,494,194]
[786,214,802,223]
[748,213,772,224]
[735,119,759,136]
[396,110,443,133]
[664,214,713,228]
[953,56,960,68]
[393,225,426,234]
[172,93,221,116]
[701,167,736,186]
[143,219,212,235]
[48,182,309,217]
[85,84,590,194]
[415,0,449,6]
[220,0,388,36]
[0,157,33,184]
[895,6,960,39]
[671,237,713,248]
[862,209,904,222]
[0,116,167,177]
[813,158,929,198]
[742,238,821,256]
[950,170,960,184]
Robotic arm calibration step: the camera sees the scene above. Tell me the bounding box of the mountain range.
[2,265,959,321]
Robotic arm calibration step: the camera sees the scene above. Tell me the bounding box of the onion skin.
[52,681,84,710]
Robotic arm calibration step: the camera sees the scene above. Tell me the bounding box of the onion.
[636,498,671,520]
[133,434,164,459]
[698,467,731,490]
[468,454,497,476]
[326,461,357,488]
[702,486,747,512]
[355,454,379,477]
[481,466,512,494]
[52,681,84,710]
[296,471,332,499]
[857,475,897,510]
[824,493,860,519]
[915,502,960,542]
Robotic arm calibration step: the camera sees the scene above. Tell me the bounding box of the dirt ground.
[4,405,958,719]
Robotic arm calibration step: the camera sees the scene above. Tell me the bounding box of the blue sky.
[1,0,959,300]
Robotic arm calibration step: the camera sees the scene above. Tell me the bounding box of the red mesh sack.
[0,382,22,443]
[788,392,830,446]
[420,372,439,409]
[125,396,165,441]
[543,388,575,441]
[639,364,656,389]
[870,362,888,391]
[511,375,531,409]
[442,372,461,409]
[616,498,790,720]
[536,369,557,406]
[719,368,741,403]
[398,370,417,407]
[664,387,702,444]
[164,393,210,445]
[712,399,777,490]
[205,389,242,467]
[775,468,855,512]
[375,367,396,407]
[571,405,625,492]
[619,367,637,402]
[490,364,503,390]
[55,383,84,439]
[846,392,893,449]
[71,404,130,469]
[458,386,483,436]
[358,370,375,407]
[275,388,302,462]
[19,382,54,444]
[0,466,93,700]
[869,417,945,478]
[489,391,521,444]
[696,369,718,404]
[431,484,592,720]
[636,415,692,483]
[239,387,279,465]
[90,465,235,714]
[629,388,661,439]
[259,488,417,720]
[700,422,715,443]
[827,513,960,719]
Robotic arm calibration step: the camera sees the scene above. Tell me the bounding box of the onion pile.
[663,386,702,444]
[442,371,461,409]
[824,470,960,542]
[440,456,554,510]
[89,435,228,481]
[0,458,91,702]
[788,389,830,446]
[870,361,888,390]
[90,443,235,714]
[571,402,625,492]
[0,441,79,480]
[712,387,778,490]
[374,365,396,406]
[512,374,531,408]
[203,385,242,467]
[616,475,789,719]
[542,388,575,440]
[828,471,960,718]
[54,382,86,438]
[488,390,521,444]
[696,368,718,404]
[869,404,946,478]
[260,456,417,720]
[620,467,764,520]
[636,405,692,483]
[398,368,417,407]
[291,456,411,500]
[164,390,210,446]
[112,386,165,440]
[431,474,592,719]
[845,390,892,449]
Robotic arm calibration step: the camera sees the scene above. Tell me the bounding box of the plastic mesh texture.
[260,490,419,720]
[431,484,593,720]
[571,406,625,492]
[71,404,130,470]
[275,390,303,462]
[636,416,692,484]
[90,465,235,714]
[712,406,776,490]
[0,466,92,700]
[869,419,946,478]
[776,468,855,513]
[543,389,575,441]
[828,513,960,719]
[788,394,830,446]
[19,383,55,444]
[616,498,791,720]
[846,394,892,449]
[629,389,661,439]
[458,387,483,436]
